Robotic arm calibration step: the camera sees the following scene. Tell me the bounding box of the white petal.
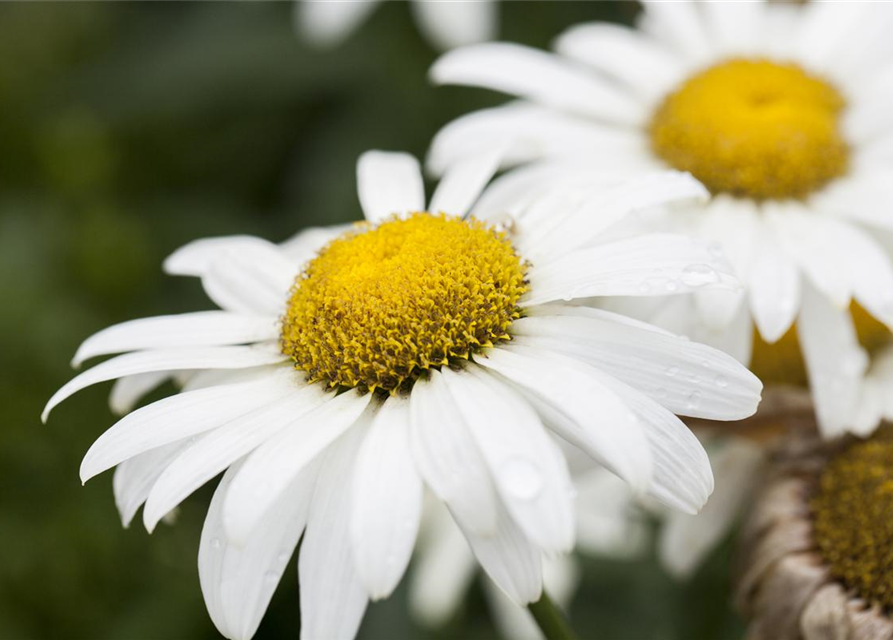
[79,369,299,482]
[109,371,172,415]
[483,576,544,640]
[222,390,371,545]
[356,151,425,223]
[44,345,287,423]
[524,234,739,306]
[574,468,649,558]
[201,241,296,316]
[73,312,278,367]
[350,396,422,600]
[142,383,329,532]
[408,502,477,626]
[456,498,543,606]
[199,458,318,640]
[428,103,649,176]
[477,346,652,494]
[659,438,763,578]
[298,425,369,640]
[701,0,766,57]
[409,369,500,536]
[163,235,272,277]
[113,439,191,527]
[441,365,575,554]
[430,43,646,125]
[789,1,874,74]
[427,146,502,216]
[295,0,378,48]
[748,217,802,344]
[798,283,868,437]
[411,0,497,51]
[639,1,712,63]
[501,343,713,514]
[554,22,687,104]
[514,305,762,420]
[278,224,350,264]
[812,171,893,232]
[529,171,708,258]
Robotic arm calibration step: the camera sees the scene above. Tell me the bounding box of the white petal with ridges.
[113,439,191,527]
[163,235,272,277]
[109,371,172,415]
[201,241,295,316]
[350,396,422,599]
[748,219,801,343]
[357,151,425,223]
[428,146,503,216]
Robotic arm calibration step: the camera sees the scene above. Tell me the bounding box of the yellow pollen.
[811,428,893,609]
[280,212,528,393]
[749,302,889,387]
[650,58,848,200]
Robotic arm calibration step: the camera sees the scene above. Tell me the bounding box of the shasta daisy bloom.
[736,427,893,640]
[297,0,496,52]
[44,150,761,640]
[429,1,893,437]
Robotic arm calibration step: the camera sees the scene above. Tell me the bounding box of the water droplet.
[277,551,291,563]
[680,264,719,287]
[708,242,724,258]
[500,456,544,501]
[686,391,702,410]
[666,366,680,377]
[665,281,679,293]
[210,537,222,550]
[263,571,280,583]
[715,375,729,388]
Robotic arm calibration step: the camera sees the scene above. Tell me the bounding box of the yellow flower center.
[750,303,889,387]
[812,428,893,609]
[650,59,848,200]
[280,212,528,393]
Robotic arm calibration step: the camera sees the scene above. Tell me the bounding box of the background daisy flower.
[296,0,497,51]
[428,0,893,438]
[44,149,761,639]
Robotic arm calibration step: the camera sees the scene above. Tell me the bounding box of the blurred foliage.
[0,2,743,639]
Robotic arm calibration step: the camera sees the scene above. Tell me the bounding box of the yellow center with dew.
[650,59,848,200]
[812,428,893,609]
[280,212,528,393]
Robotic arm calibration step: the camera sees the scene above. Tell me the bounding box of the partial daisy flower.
[735,427,893,640]
[44,150,761,640]
[297,0,497,52]
[428,1,893,438]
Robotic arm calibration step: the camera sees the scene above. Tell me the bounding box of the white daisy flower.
[44,150,761,640]
[428,1,893,438]
[297,0,497,51]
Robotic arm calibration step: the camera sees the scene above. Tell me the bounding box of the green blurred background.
[0,2,742,638]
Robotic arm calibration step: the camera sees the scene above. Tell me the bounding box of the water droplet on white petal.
[500,456,544,501]
[263,571,280,583]
[666,366,680,377]
[708,242,724,258]
[715,375,729,388]
[680,264,719,287]
[210,537,222,550]
[686,391,702,410]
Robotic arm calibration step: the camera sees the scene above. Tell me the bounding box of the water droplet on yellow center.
[280,212,528,393]
[650,58,848,200]
[812,427,893,609]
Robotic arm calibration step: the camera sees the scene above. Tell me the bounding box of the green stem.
[527,590,578,640]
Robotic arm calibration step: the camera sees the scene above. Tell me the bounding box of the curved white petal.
[574,468,649,558]
[278,224,351,264]
[79,369,299,483]
[515,305,762,420]
[430,43,646,125]
[222,390,372,545]
[701,0,766,57]
[798,283,868,437]
[295,0,379,48]
[357,151,425,223]
[554,22,687,104]
[199,458,318,640]
[163,235,272,277]
[109,371,172,415]
[748,218,802,344]
[428,103,649,176]
[298,425,368,640]
[427,146,502,216]
[201,241,295,316]
[113,439,191,527]
[441,365,575,554]
[477,346,652,494]
[524,234,739,306]
[639,1,712,63]
[411,0,497,51]
[73,312,277,367]
[409,369,499,536]
[812,171,893,232]
[142,384,329,533]
[44,345,287,423]
[350,396,422,600]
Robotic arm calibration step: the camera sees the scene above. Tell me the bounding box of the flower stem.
[527,590,578,640]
